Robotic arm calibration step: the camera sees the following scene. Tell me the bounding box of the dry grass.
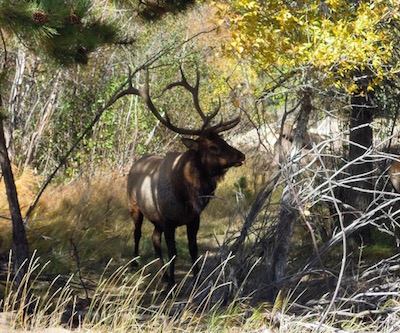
[0,165,43,254]
[1,253,399,332]
[0,252,266,333]
[0,165,42,217]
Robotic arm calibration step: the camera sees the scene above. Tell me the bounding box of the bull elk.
[389,160,400,193]
[127,68,245,288]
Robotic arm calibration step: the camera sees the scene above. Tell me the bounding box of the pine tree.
[0,0,118,289]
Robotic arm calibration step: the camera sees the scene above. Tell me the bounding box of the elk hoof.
[131,259,139,269]
[162,272,170,283]
[193,265,200,277]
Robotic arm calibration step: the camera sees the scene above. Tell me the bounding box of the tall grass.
[3,252,398,332]
[0,251,271,332]
[4,249,399,333]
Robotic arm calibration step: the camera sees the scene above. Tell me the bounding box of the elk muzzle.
[225,150,246,168]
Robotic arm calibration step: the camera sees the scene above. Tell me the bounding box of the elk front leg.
[187,216,200,277]
[164,224,177,289]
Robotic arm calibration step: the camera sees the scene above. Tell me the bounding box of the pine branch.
[0,0,118,65]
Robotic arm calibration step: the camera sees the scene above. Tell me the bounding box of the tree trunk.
[0,116,29,287]
[344,91,374,245]
[266,89,312,301]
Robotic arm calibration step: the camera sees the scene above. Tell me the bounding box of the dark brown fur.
[127,132,245,288]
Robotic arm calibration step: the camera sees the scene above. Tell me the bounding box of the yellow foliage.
[215,0,400,90]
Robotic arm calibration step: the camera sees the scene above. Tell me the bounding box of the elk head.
[182,132,245,175]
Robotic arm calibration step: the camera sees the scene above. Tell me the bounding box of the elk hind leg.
[130,206,143,267]
[152,224,168,282]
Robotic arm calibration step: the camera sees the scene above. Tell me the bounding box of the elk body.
[126,68,245,288]
[272,124,327,166]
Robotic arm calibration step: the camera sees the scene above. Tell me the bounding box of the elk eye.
[209,144,220,154]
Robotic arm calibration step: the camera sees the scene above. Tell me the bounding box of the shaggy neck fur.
[173,150,225,215]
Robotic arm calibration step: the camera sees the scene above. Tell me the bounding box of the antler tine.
[208,115,241,134]
[179,66,222,127]
[137,68,204,136]
[200,96,221,131]
[158,67,224,132]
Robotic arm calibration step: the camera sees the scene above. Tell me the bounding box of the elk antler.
[134,67,240,136]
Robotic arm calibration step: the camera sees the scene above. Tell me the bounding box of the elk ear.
[181,138,199,150]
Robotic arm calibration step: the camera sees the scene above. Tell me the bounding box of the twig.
[387,108,399,152]
[0,28,7,71]
[229,171,281,253]
[69,234,89,300]
[0,28,7,108]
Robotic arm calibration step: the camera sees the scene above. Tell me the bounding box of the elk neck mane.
[171,149,226,215]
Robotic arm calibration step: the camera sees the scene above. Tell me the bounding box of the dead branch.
[69,235,89,300]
